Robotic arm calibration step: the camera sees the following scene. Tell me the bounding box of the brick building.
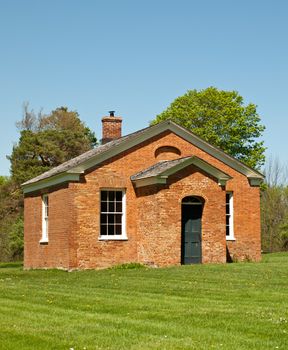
[22,113,264,269]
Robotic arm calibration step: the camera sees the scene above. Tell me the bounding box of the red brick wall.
[24,130,261,269]
[24,184,74,269]
[226,184,261,262]
[135,166,226,266]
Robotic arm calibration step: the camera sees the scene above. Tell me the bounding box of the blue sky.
[0,0,287,175]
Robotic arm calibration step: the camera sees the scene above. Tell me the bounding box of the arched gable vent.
[155,146,181,160]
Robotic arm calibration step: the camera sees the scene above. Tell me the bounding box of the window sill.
[39,240,49,245]
[98,236,128,241]
[226,237,236,241]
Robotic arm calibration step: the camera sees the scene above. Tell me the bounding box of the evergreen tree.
[9,106,97,185]
[0,105,97,261]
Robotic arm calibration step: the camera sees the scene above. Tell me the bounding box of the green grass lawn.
[0,254,288,350]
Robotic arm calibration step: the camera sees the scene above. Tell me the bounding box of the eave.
[131,156,232,188]
[70,121,264,181]
[22,172,82,194]
[22,120,264,194]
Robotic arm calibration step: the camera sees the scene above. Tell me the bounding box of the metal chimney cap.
[108,111,115,117]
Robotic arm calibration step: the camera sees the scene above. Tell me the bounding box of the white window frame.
[226,192,235,241]
[99,189,127,240]
[40,194,49,243]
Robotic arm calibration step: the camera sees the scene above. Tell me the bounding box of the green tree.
[279,220,288,249]
[261,186,288,252]
[0,176,9,186]
[0,177,23,261]
[0,105,97,261]
[152,87,265,169]
[261,156,288,252]
[9,106,97,185]
[8,216,24,260]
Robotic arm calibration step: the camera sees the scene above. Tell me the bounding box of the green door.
[181,197,203,264]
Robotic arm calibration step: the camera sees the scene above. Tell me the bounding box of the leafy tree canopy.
[0,176,9,186]
[151,87,265,169]
[0,177,23,261]
[9,105,97,185]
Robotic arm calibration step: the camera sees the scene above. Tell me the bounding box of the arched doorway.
[181,196,203,264]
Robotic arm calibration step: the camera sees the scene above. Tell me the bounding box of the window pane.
[115,214,122,224]
[116,191,122,201]
[115,225,122,235]
[226,194,230,204]
[226,204,230,214]
[108,191,115,201]
[226,215,229,225]
[109,201,114,212]
[101,214,107,224]
[101,202,107,213]
[116,202,122,212]
[226,225,230,236]
[108,214,114,224]
[101,225,107,236]
[108,225,114,235]
[101,191,107,202]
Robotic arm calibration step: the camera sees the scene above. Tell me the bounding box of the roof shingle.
[131,157,192,180]
[22,124,152,186]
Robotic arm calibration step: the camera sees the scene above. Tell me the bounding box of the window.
[100,190,126,239]
[226,192,234,240]
[41,194,49,242]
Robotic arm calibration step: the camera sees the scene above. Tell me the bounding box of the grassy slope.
[0,254,287,350]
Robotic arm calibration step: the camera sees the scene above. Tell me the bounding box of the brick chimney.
[101,111,122,144]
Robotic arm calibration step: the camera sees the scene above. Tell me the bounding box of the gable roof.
[131,157,193,180]
[22,120,264,194]
[131,156,232,188]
